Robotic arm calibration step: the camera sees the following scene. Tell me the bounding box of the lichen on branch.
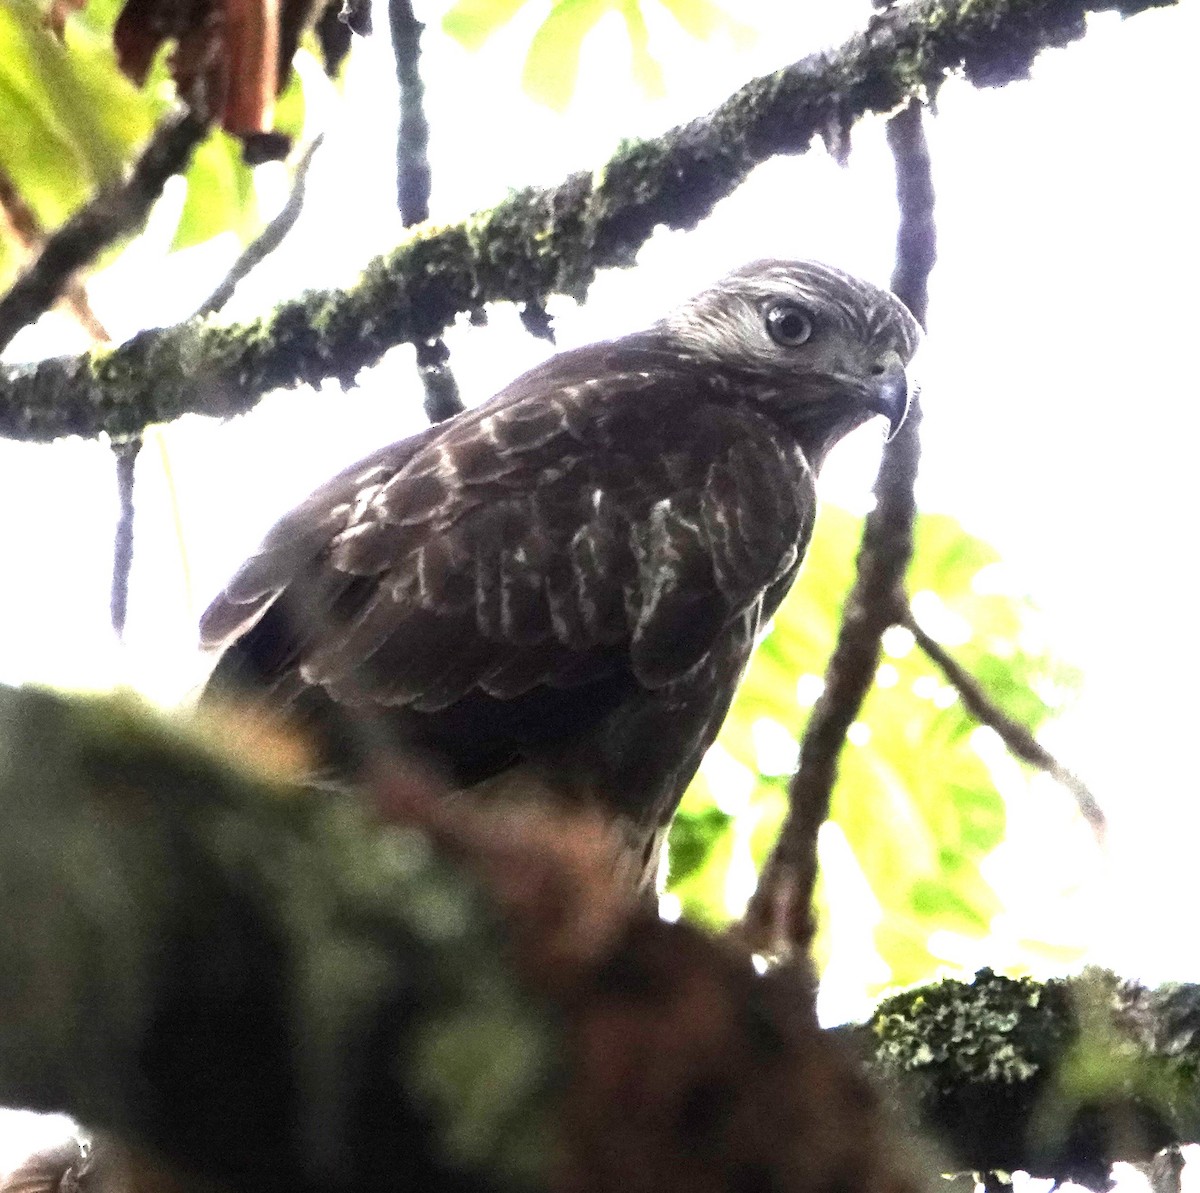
[862,967,1200,1188]
[0,0,1176,442]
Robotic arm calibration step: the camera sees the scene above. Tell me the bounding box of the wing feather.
[203,349,815,744]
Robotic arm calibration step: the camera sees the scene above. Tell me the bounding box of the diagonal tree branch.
[0,169,111,345]
[0,108,208,357]
[742,98,935,964]
[388,0,464,423]
[899,605,1106,838]
[0,0,1173,442]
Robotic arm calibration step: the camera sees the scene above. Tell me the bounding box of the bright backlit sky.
[3,0,1200,1181]
[2,0,1199,995]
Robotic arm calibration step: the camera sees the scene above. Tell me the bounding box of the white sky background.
[1,0,1200,1179]
[1,0,1199,1001]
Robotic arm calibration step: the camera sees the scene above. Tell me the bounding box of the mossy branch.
[2,685,1199,1192]
[0,0,1175,442]
[861,967,1200,1188]
[0,685,928,1193]
[0,684,558,1192]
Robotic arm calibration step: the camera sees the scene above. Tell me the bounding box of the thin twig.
[742,100,936,964]
[0,108,208,356]
[388,0,463,423]
[110,436,140,639]
[900,606,1106,840]
[195,136,325,318]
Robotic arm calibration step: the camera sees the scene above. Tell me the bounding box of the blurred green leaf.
[1,0,316,274]
[521,0,608,111]
[273,53,308,142]
[71,0,127,36]
[0,0,157,228]
[446,0,756,110]
[669,807,737,927]
[171,131,257,251]
[668,805,732,885]
[619,2,664,99]
[666,507,1083,992]
[655,0,754,44]
[443,0,530,50]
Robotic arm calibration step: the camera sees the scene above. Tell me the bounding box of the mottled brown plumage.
[200,260,920,875]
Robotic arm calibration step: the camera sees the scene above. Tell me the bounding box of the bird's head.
[656,259,922,464]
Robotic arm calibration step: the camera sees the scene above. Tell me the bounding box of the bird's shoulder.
[200,335,814,700]
[322,337,799,569]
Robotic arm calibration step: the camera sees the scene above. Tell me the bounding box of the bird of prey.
[200,259,921,879]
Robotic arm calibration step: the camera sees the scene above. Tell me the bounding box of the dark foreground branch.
[0,0,1174,441]
[0,686,1194,1193]
[901,607,1106,838]
[388,0,463,423]
[0,685,928,1193]
[0,109,208,357]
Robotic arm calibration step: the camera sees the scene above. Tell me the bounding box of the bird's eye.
[764,302,813,347]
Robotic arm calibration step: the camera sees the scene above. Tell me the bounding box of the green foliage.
[666,508,1083,989]
[171,131,258,251]
[441,0,753,111]
[0,0,315,290]
[0,0,157,286]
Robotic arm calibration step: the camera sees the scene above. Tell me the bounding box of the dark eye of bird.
[764,302,813,347]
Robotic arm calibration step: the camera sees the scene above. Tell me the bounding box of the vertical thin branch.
[388,0,463,423]
[388,0,431,227]
[0,165,144,644]
[887,102,936,324]
[111,437,141,638]
[741,100,936,965]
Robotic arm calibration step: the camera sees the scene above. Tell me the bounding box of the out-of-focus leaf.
[669,804,737,927]
[0,68,93,228]
[442,0,530,50]
[272,54,308,141]
[668,805,732,885]
[171,130,259,250]
[169,45,307,249]
[520,0,608,112]
[666,507,1084,994]
[655,0,754,45]
[0,0,157,228]
[619,2,664,99]
[71,0,127,36]
[447,0,756,109]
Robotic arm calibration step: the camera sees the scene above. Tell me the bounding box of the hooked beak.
[867,350,910,440]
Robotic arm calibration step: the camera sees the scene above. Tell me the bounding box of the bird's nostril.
[869,361,887,375]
